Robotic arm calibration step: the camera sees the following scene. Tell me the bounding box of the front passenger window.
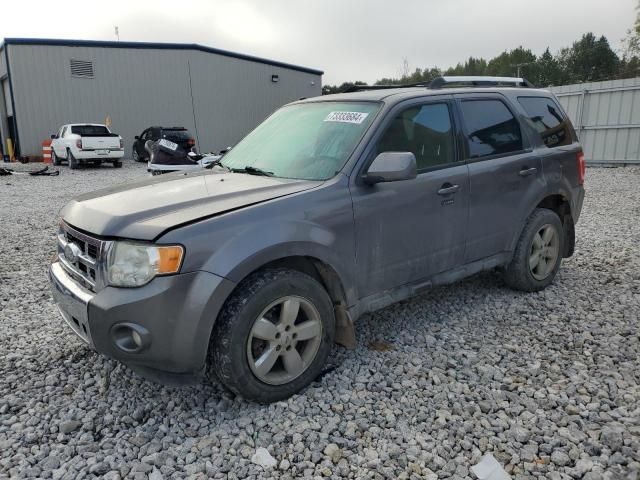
[376,103,456,171]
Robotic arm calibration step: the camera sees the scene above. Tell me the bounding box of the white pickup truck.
[51,124,124,169]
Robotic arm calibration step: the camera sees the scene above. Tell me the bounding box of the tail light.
[76,139,82,150]
[577,150,585,185]
[187,138,195,146]
[119,138,124,149]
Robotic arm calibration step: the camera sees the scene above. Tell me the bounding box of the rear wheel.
[68,150,78,169]
[113,160,122,168]
[504,208,564,292]
[210,268,334,403]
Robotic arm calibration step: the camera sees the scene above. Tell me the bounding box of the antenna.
[114,26,120,41]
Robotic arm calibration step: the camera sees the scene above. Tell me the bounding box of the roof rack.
[429,76,535,89]
[340,76,535,94]
[342,83,429,93]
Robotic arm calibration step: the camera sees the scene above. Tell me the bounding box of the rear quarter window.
[517,96,574,148]
[459,99,523,158]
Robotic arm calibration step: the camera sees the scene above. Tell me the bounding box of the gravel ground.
[0,161,639,480]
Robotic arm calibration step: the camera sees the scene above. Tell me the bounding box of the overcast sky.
[1,0,634,84]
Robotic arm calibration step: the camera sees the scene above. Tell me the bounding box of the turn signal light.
[157,246,184,274]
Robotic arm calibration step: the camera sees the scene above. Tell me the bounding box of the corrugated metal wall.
[7,44,321,156]
[0,46,9,156]
[550,78,640,164]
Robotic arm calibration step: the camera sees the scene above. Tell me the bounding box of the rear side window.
[460,99,523,158]
[71,125,109,136]
[518,96,573,148]
[376,103,456,171]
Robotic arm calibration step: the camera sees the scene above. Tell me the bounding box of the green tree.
[322,81,367,95]
[486,47,537,77]
[560,33,620,82]
[624,1,640,57]
[534,48,567,86]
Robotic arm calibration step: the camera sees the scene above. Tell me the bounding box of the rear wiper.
[231,166,274,177]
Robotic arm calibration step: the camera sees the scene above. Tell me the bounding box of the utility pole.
[513,61,535,77]
[114,26,120,41]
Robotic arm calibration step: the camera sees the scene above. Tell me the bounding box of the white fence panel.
[550,77,640,164]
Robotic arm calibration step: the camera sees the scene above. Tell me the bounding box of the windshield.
[221,102,380,180]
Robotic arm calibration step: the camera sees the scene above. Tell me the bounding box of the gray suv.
[49,76,585,402]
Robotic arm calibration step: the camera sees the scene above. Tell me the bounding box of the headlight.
[107,242,184,287]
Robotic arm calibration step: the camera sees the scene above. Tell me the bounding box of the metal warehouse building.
[0,38,323,158]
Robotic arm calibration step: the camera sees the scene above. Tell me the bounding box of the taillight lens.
[577,151,585,185]
[187,138,195,146]
[120,138,124,149]
[76,139,82,149]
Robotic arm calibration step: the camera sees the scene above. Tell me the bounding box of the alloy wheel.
[246,296,323,385]
[529,224,560,280]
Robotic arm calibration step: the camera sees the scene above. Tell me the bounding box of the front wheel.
[52,149,61,166]
[132,148,141,162]
[210,268,335,403]
[113,160,122,168]
[504,208,564,292]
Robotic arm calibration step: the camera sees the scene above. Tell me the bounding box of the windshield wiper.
[231,166,274,177]
[204,159,231,171]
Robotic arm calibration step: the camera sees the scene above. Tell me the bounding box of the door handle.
[519,167,538,177]
[437,183,460,195]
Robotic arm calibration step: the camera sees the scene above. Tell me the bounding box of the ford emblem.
[64,243,82,263]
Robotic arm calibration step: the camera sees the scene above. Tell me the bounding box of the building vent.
[70,59,94,78]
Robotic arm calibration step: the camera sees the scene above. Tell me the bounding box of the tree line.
[323,7,640,94]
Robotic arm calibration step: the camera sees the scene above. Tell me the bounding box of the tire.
[68,150,78,169]
[113,160,122,168]
[210,268,335,403]
[52,149,61,166]
[504,208,564,292]
[132,148,140,162]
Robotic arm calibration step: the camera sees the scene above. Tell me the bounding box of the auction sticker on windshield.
[324,111,369,124]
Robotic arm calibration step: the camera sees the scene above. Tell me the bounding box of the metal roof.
[2,37,324,76]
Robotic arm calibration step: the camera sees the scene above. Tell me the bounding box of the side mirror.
[364,152,417,185]
[50,134,57,139]
[134,135,140,140]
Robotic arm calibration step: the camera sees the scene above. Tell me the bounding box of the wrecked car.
[49,76,585,402]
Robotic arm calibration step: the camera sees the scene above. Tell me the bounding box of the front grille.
[58,223,105,292]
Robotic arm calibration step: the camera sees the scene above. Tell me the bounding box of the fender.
[158,180,358,306]
[203,223,358,306]
[507,183,574,254]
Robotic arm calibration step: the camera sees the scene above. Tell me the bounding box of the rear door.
[52,126,66,156]
[516,95,582,187]
[456,94,543,263]
[351,97,470,297]
[135,129,149,157]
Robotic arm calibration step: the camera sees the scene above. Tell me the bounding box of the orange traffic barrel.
[42,139,52,164]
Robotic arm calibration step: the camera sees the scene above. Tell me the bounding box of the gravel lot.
[0,161,639,480]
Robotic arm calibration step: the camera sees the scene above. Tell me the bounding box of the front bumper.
[49,262,236,378]
[49,262,94,345]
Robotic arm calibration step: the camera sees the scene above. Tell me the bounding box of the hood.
[61,170,322,240]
